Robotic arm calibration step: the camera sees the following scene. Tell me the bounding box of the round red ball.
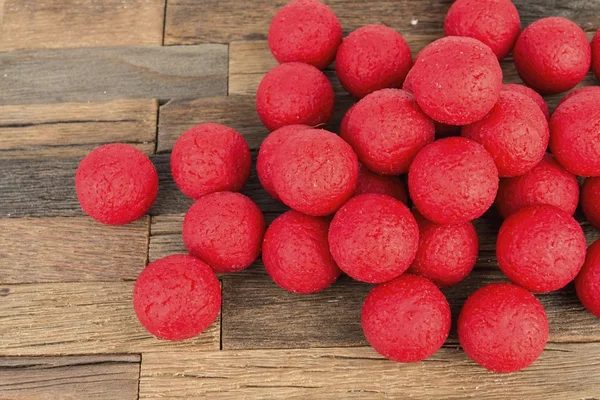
[581,177,600,231]
[262,210,341,294]
[496,204,586,293]
[362,274,451,363]
[328,194,419,283]
[503,83,550,120]
[183,191,265,273]
[557,86,600,107]
[575,239,600,318]
[458,283,549,373]
[408,137,499,224]
[353,164,408,203]
[75,143,158,225]
[335,25,413,98]
[593,29,600,81]
[133,254,221,341]
[256,63,334,131]
[513,17,591,94]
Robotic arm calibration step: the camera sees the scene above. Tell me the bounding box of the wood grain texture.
[0,100,157,158]
[0,45,228,106]
[0,281,219,356]
[0,354,140,400]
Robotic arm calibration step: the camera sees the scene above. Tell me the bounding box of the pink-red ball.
[557,86,600,107]
[503,83,550,120]
[354,164,408,204]
[575,239,600,318]
[581,177,600,231]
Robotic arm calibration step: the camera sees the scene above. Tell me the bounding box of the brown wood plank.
[0,100,157,159]
[0,354,140,400]
[0,281,219,356]
[139,344,600,399]
[0,45,227,106]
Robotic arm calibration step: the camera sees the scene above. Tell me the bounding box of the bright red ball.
[353,164,408,203]
[581,177,600,231]
[593,29,600,81]
[502,83,550,120]
[557,86,600,107]
[575,239,600,318]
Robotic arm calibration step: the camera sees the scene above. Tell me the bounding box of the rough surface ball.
[353,164,408,203]
[458,283,549,373]
[496,204,586,293]
[362,274,451,363]
[328,194,419,283]
[581,177,600,231]
[133,254,221,341]
[575,239,600,318]
[75,143,158,225]
[594,29,600,81]
[183,192,265,273]
[503,83,549,120]
[557,86,600,107]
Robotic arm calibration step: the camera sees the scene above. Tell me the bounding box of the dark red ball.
[502,83,550,120]
[581,177,600,231]
[354,164,408,204]
[575,239,600,318]
[593,29,600,81]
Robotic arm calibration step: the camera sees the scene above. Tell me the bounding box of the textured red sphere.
[503,83,550,120]
[335,25,413,98]
[362,274,451,363]
[328,194,419,283]
[444,0,521,60]
[256,62,334,131]
[581,177,600,231]
[407,36,502,125]
[513,17,591,94]
[557,86,600,107]
[271,129,358,216]
[409,137,499,224]
[575,239,600,318]
[171,124,251,200]
[76,143,158,225]
[262,210,341,294]
[496,204,586,293]
[408,211,478,288]
[458,283,549,373]
[268,0,342,69]
[133,255,221,341]
[183,192,265,273]
[353,164,408,203]
[496,154,579,218]
[593,29,600,81]
[462,91,549,177]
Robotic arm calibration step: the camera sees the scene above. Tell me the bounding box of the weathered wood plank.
[515,0,600,31]
[0,100,157,159]
[139,344,600,400]
[0,354,140,400]
[0,45,228,106]
[0,281,219,356]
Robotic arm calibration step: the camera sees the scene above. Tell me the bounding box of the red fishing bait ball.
[550,90,600,176]
[362,274,451,363]
[408,211,478,288]
[581,177,600,231]
[256,124,309,201]
[133,254,221,341]
[256,62,334,131]
[328,194,419,283]
[183,191,265,273]
[496,204,586,293]
[513,17,591,94]
[458,283,549,373]
[462,91,549,178]
[407,36,502,125]
[171,123,251,200]
[593,29,600,81]
[335,25,413,98]
[444,0,521,60]
[409,137,499,224]
[575,239,600,318]
[262,210,341,294]
[557,86,600,107]
[271,129,358,216]
[75,143,158,225]
[354,164,408,203]
[496,154,579,218]
[502,83,550,121]
[268,0,342,69]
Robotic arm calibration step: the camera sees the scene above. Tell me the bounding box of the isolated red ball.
[354,164,408,203]
[262,210,341,294]
[335,25,413,98]
[408,36,502,125]
[409,137,499,224]
[256,124,309,201]
[362,274,451,363]
[496,154,579,218]
[76,143,158,225]
[513,17,591,94]
[171,124,251,200]
[256,62,334,131]
[458,283,549,373]
[496,204,586,293]
[557,86,600,107]
[462,91,549,177]
[444,0,521,60]
[271,129,358,216]
[575,239,600,318]
[133,255,221,341]
[593,29,600,81]
[581,177,600,231]
[328,194,419,283]
[183,191,265,273]
[268,0,342,69]
[503,83,550,120]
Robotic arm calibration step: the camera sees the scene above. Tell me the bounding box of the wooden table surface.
[1,0,600,399]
